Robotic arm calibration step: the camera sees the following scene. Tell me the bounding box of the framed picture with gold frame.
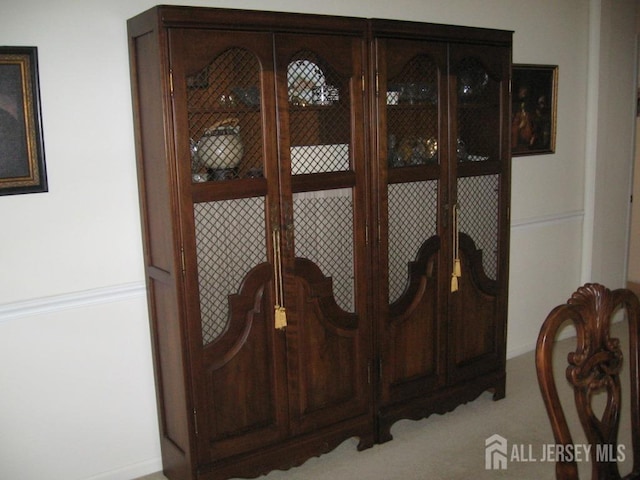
[0,46,47,195]
[511,64,558,156]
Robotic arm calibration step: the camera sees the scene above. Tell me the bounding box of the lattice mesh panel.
[194,197,267,345]
[187,48,263,181]
[387,55,439,167]
[456,57,497,163]
[388,180,438,303]
[288,51,351,174]
[457,174,499,280]
[293,189,355,312]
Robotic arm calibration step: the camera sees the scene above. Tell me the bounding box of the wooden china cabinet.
[370,20,512,440]
[128,6,511,480]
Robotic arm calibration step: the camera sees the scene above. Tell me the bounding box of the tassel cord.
[451,204,461,292]
[272,229,287,329]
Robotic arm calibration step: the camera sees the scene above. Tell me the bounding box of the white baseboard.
[83,457,162,480]
[506,323,578,360]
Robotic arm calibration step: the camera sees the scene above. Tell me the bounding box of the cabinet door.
[169,29,289,464]
[374,38,448,407]
[447,44,510,385]
[273,33,372,436]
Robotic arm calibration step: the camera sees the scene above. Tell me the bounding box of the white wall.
[0,0,637,479]
[629,117,640,283]
[627,7,640,287]
[587,0,639,287]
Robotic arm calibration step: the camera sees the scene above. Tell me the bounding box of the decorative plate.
[287,60,326,105]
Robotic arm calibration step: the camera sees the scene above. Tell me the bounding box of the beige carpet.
[137,320,634,480]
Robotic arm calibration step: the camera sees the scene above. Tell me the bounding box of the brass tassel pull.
[451,273,459,292]
[272,230,287,330]
[451,204,461,293]
[275,307,287,330]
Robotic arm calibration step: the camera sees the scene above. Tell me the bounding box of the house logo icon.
[485,434,508,470]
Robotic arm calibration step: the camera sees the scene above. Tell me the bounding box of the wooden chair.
[536,283,640,479]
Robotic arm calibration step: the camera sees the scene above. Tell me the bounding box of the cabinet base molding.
[196,417,375,480]
[377,371,506,443]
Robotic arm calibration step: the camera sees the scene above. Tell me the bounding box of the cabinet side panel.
[133,30,174,273]
[130,22,193,480]
[151,279,190,452]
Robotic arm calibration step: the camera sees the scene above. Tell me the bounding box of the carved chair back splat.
[536,283,640,480]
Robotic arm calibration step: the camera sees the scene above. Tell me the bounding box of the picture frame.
[511,64,558,156]
[0,46,47,195]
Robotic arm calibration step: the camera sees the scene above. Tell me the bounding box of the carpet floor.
[137,319,634,480]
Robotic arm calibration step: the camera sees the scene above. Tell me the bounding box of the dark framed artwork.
[0,46,47,195]
[511,64,558,156]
